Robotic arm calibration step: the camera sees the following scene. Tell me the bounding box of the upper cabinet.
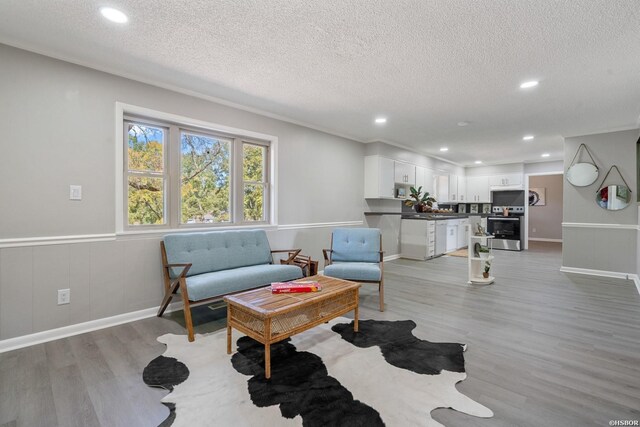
[449,174,459,202]
[435,174,463,203]
[364,155,396,199]
[435,175,450,202]
[394,161,416,185]
[457,176,466,202]
[489,173,522,188]
[466,176,491,203]
[416,166,435,196]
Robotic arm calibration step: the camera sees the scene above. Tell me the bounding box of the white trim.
[0,222,365,248]
[277,220,364,230]
[383,254,401,262]
[0,234,116,248]
[561,222,639,230]
[633,276,640,295]
[0,302,182,353]
[560,266,640,295]
[528,238,563,242]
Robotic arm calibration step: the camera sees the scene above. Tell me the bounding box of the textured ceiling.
[1,0,639,166]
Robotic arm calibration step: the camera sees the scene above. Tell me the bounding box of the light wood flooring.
[1,242,639,427]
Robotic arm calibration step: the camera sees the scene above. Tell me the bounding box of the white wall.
[0,44,366,341]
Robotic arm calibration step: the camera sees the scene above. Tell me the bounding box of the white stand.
[468,234,494,285]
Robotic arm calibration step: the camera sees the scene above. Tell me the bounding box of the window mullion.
[232,138,243,223]
[168,124,180,229]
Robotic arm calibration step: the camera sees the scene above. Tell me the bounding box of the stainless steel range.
[487,206,524,251]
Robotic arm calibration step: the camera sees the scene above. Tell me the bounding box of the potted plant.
[483,261,491,278]
[404,186,437,213]
[478,246,490,259]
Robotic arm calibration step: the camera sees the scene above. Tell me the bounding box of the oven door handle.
[488,217,520,221]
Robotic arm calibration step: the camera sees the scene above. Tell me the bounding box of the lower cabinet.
[457,218,469,249]
[400,219,435,260]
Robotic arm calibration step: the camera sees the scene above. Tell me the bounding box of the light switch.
[70,185,82,200]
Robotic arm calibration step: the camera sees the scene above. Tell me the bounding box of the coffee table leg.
[226,304,232,354]
[354,289,359,332]
[265,343,271,379]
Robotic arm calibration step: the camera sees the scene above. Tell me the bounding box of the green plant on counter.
[404,186,437,212]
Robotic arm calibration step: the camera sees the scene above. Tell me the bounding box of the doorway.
[524,173,564,250]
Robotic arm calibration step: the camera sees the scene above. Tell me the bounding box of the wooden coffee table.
[224,275,360,379]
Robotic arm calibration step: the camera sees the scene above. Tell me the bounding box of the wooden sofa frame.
[158,241,300,342]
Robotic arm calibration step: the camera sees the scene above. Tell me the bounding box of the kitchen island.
[364,211,488,260]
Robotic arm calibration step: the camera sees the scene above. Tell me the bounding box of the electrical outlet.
[69,185,82,200]
[532,227,536,233]
[58,289,70,305]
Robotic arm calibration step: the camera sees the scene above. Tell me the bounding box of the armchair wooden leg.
[379,279,385,312]
[178,279,195,342]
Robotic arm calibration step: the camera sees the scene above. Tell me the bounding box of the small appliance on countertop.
[487,206,524,251]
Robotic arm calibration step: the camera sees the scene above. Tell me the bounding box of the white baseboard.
[528,238,563,242]
[0,301,182,353]
[560,266,640,295]
[384,254,401,262]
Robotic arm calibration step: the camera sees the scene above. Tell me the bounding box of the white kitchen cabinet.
[457,177,466,202]
[364,155,396,199]
[415,166,436,196]
[400,219,435,260]
[457,218,469,249]
[446,220,458,252]
[466,176,491,203]
[435,175,450,203]
[449,175,459,202]
[415,166,425,191]
[394,161,416,185]
[489,173,523,188]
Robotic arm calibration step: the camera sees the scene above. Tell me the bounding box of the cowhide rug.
[143,318,493,427]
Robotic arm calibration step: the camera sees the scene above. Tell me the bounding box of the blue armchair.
[322,228,384,311]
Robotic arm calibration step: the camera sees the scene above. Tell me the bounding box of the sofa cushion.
[331,228,381,263]
[164,230,273,278]
[323,262,381,282]
[185,264,303,301]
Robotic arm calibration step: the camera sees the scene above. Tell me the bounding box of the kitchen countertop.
[364,212,491,220]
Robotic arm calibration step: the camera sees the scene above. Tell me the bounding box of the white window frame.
[115,103,278,235]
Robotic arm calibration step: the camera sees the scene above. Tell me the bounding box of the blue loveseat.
[158,229,304,341]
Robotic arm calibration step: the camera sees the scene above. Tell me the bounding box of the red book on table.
[271,281,322,294]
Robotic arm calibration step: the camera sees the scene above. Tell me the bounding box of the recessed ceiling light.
[475,160,482,164]
[100,7,128,23]
[374,117,387,124]
[440,147,449,152]
[523,135,534,141]
[457,121,469,127]
[520,80,539,89]
[541,153,550,158]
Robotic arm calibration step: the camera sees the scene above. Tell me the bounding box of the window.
[122,111,274,230]
[180,131,231,224]
[126,122,167,226]
[243,142,268,222]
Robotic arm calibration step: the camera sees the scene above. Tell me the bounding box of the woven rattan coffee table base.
[224,275,360,379]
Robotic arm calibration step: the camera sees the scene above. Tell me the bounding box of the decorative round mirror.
[596,184,631,210]
[566,163,599,187]
[566,143,599,187]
